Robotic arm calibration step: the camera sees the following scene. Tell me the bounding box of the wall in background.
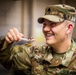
[0,1,22,37]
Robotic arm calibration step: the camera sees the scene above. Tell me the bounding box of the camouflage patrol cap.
[38,4,76,23]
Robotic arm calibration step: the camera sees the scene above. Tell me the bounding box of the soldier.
[0,4,76,75]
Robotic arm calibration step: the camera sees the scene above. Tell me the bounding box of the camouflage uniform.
[0,4,76,75]
[0,39,76,75]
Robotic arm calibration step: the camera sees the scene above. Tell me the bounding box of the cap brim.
[38,15,64,23]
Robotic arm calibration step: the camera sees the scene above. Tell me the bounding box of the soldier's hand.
[4,28,24,46]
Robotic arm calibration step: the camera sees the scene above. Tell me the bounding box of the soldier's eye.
[50,22,56,27]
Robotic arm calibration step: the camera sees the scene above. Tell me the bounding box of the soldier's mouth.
[45,33,54,39]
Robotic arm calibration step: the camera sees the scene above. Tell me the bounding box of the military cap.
[38,4,76,23]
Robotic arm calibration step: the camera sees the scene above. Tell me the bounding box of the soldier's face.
[42,19,68,46]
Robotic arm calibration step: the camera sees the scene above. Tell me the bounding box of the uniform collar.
[44,40,76,67]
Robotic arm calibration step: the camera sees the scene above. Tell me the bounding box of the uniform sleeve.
[0,39,31,74]
[68,49,76,70]
[0,38,13,69]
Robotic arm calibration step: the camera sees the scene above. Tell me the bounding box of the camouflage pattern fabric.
[38,4,76,23]
[0,39,76,75]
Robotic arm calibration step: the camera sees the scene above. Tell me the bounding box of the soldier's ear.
[66,24,73,34]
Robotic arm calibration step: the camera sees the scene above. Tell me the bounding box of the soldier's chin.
[46,41,53,46]
[46,38,55,45]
